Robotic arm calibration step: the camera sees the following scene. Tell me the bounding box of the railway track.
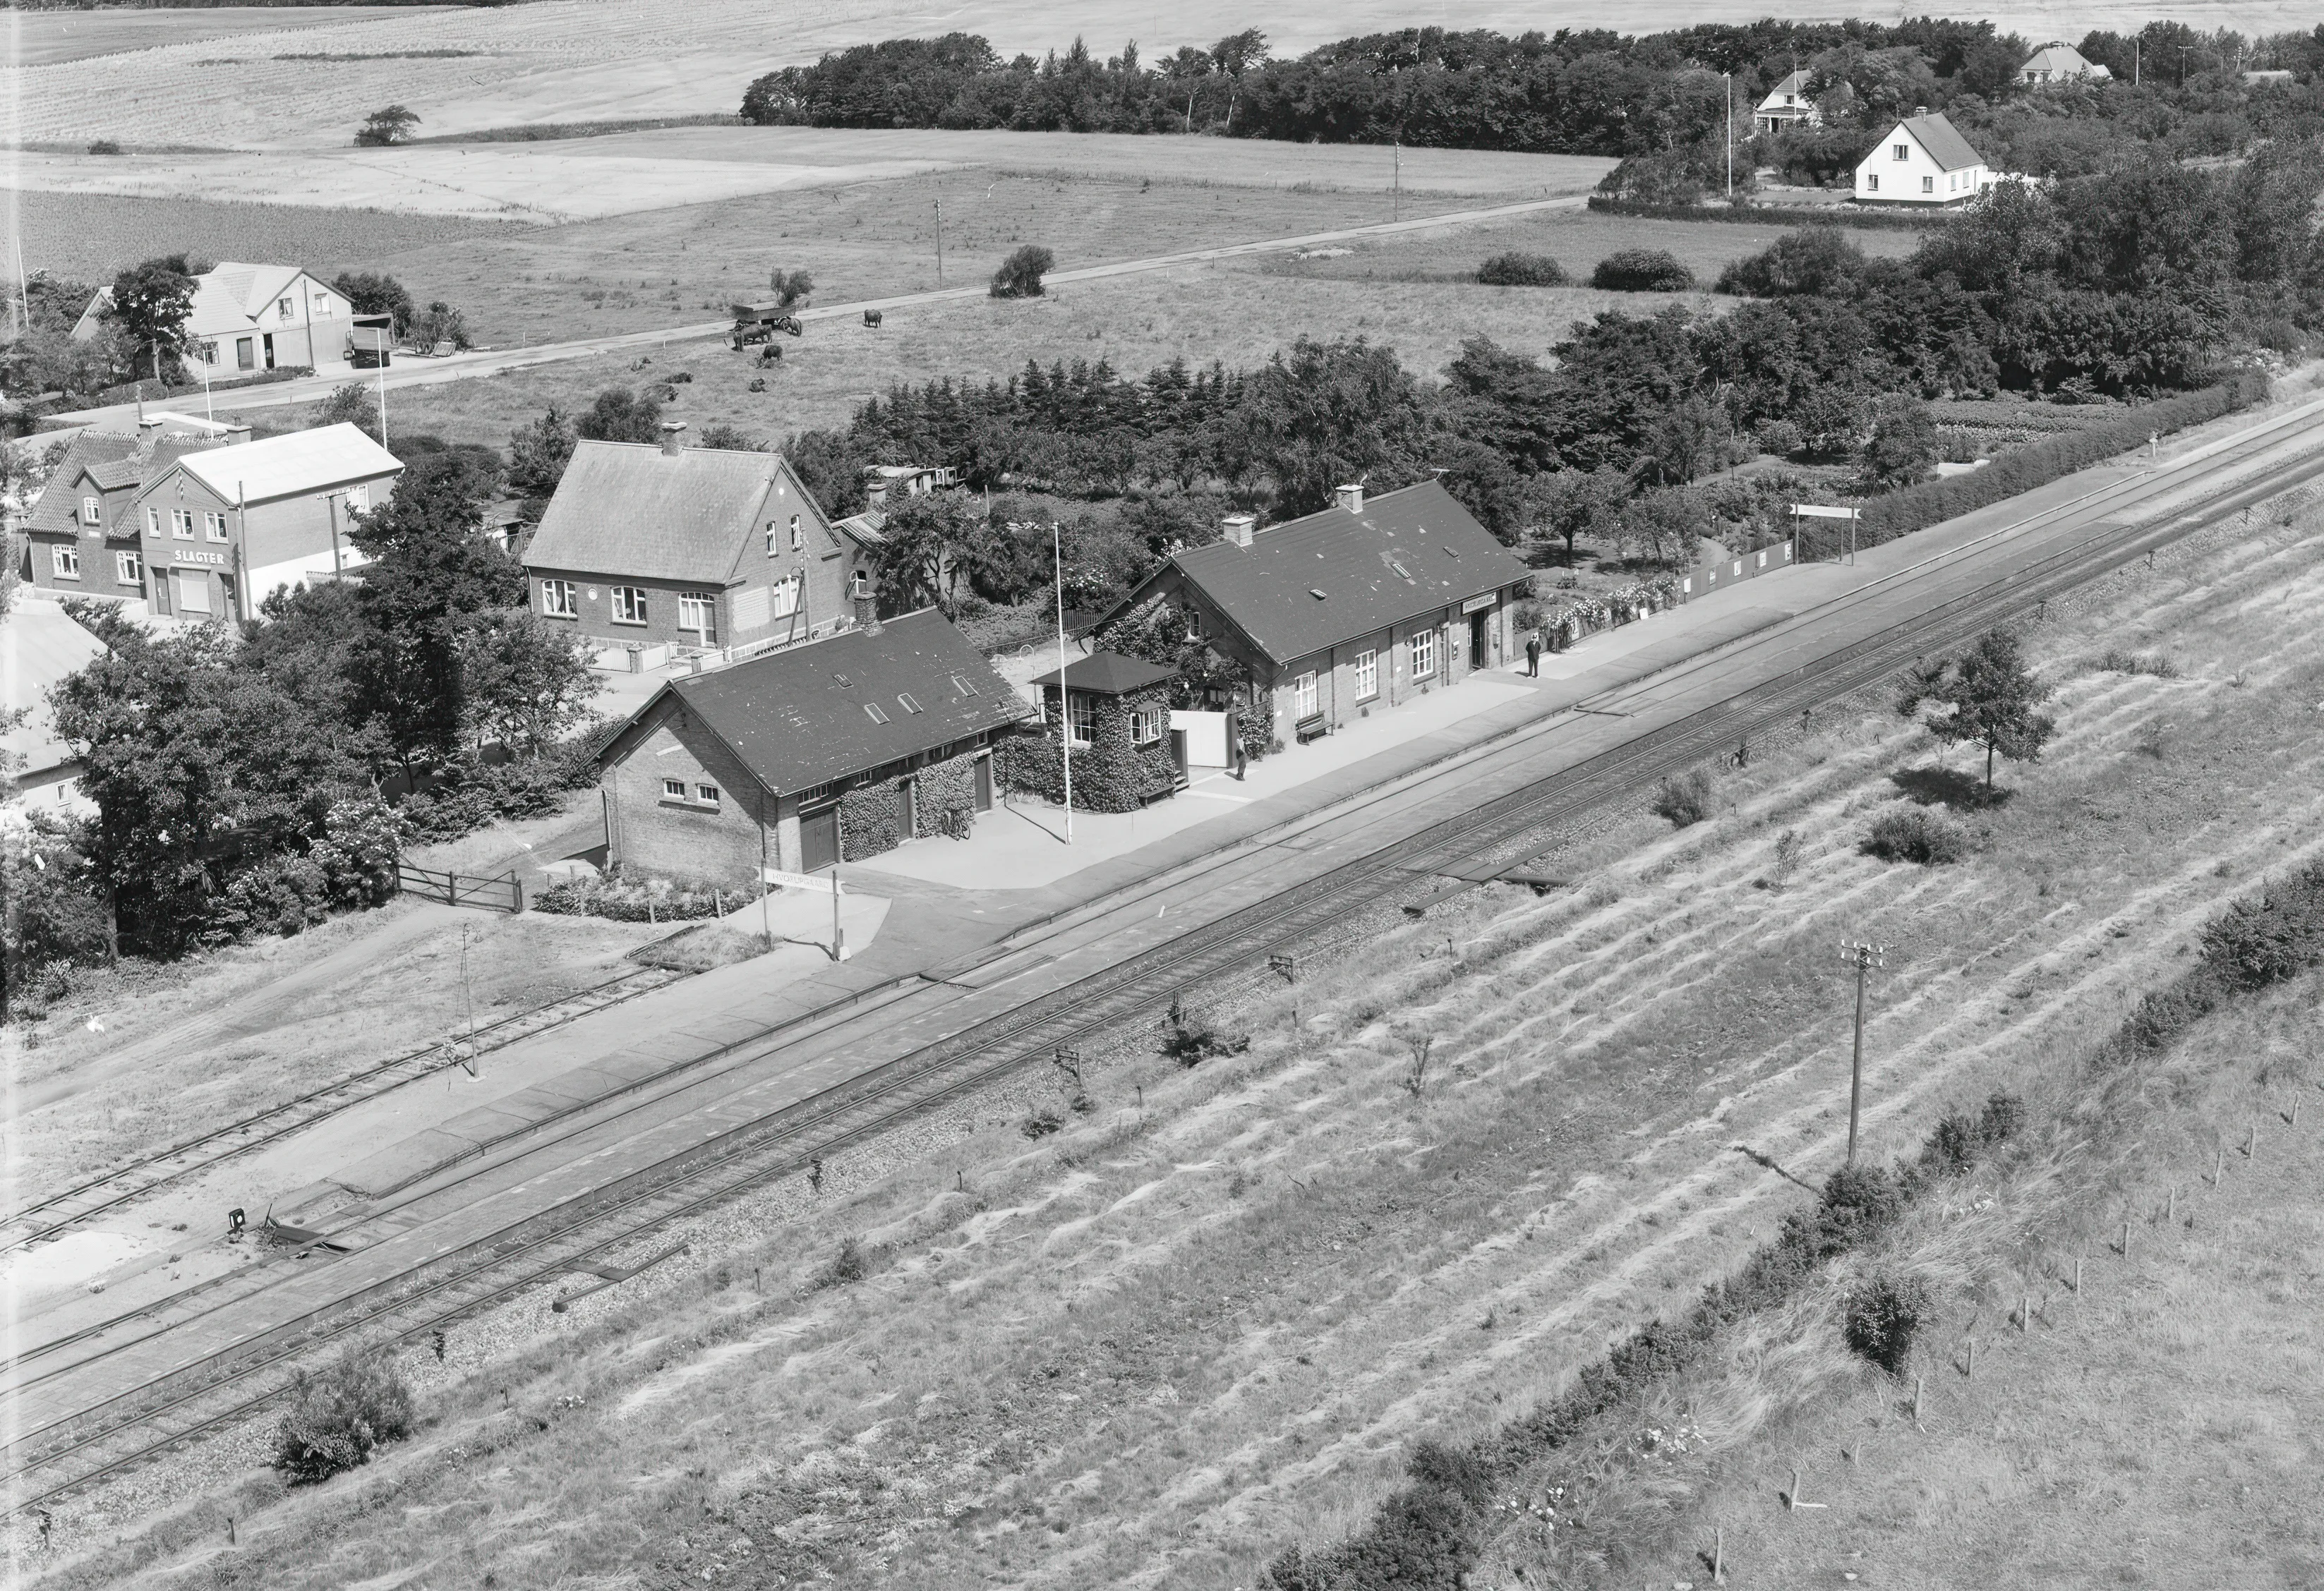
[11,425,2323,1516]
[0,965,687,1258]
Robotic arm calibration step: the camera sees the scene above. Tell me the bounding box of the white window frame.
[661,778,687,801]
[1294,670,1319,719]
[696,784,720,806]
[770,572,801,617]
[789,514,803,550]
[540,579,577,618]
[279,296,296,322]
[1893,143,1910,160]
[1353,648,1378,701]
[611,586,649,625]
[51,544,80,581]
[1410,628,1437,682]
[204,511,229,543]
[1866,174,1879,193]
[1922,174,1935,193]
[145,506,162,537]
[116,550,142,585]
[80,495,101,526]
[677,591,716,638]
[1066,691,1096,746]
[1131,703,1164,746]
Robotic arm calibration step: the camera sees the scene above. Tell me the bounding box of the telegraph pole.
[934,198,944,281]
[1838,940,1888,1165]
[1725,73,1733,199]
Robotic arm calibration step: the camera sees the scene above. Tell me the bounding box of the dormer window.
[80,495,101,526]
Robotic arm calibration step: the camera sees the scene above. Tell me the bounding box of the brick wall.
[603,701,773,886]
[1260,597,1507,739]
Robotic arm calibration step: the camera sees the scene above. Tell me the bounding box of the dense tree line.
[11,457,599,974]
[744,19,2324,167]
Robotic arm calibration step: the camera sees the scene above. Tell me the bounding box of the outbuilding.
[1097,480,1531,750]
[594,604,1032,884]
[1012,650,1185,811]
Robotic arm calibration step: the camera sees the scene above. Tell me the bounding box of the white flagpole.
[1054,521,1072,843]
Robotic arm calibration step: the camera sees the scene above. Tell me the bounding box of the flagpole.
[1054,521,1072,843]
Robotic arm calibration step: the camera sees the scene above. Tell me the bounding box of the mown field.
[219,202,1887,451]
[10,6,459,68]
[42,447,2324,1587]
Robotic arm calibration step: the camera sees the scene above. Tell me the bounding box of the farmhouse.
[594,604,1032,883]
[1752,69,1821,133]
[2018,42,2110,85]
[524,424,873,654]
[129,422,403,621]
[73,262,391,376]
[1853,113,1992,205]
[1098,481,1530,750]
[21,415,241,603]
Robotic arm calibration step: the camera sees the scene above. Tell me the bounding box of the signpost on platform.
[1790,504,1862,564]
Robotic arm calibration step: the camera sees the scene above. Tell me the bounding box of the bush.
[1843,1271,1932,1374]
[809,1237,869,1290]
[1862,808,1965,865]
[1591,248,1694,292]
[2198,861,2324,991]
[990,244,1054,299]
[2095,648,2176,677]
[1920,1091,2025,1179]
[1649,768,1714,827]
[273,1350,416,1484]
[87,138,122,156]
[1476,251,1568,286]
[1162,993,1248,1067]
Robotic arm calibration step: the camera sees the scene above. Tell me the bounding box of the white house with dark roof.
[522,423,872,654]
[72,262,388,375]
[2018,42,2110,85]
[1753,69,1822,133]
[2,600,108,814]
[1853,113,1992,205]
[1097,480,1531,747]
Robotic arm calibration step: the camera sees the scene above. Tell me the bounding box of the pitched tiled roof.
[1,600,107,777]
[1901,113,1986,172]
[1132,480,1530,667]
[1759,68,1813,102]
[524,440,821,586]
[646,609,1033,794]
[1030,650,1177,695]
[24,429,229,537]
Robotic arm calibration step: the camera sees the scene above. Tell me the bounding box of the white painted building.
[1853,114,1992,207]
[73,262,390,377]
[2018,42,2110,85]
[1753,70,1822,133]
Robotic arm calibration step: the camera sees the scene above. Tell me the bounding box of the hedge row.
[1855,371,2270,549]
[1269,855,2324,1590]
[1585,195,1943,231]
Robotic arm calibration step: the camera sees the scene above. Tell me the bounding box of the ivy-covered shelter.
[1004,650,1184,811]
[593,605,1032,883]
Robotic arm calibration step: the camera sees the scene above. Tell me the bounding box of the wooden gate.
[397,863,524,913]
[800,805,841,873]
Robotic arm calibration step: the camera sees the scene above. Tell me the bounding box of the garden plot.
[54,489,2324,1588]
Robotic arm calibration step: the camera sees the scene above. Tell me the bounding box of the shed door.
[973,754,993,811]
[800,804,840,873]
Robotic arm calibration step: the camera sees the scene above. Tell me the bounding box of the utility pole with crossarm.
[1838,940,1889,1165]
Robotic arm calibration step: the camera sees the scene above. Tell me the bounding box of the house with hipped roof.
[593,603,1032,881]
[1853,113,1994,205]
[72,262,390,375]
[1096,480,1531,749]
[522,423,875,654]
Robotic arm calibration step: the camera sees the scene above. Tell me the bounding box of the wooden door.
[973,754,994,811]
[801,804,840,872]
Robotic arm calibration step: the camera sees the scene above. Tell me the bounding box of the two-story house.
[22,416,241,604]
[1752,69,1822,133]
[127,422,404,620]
[1853,113,1992,206]
[73,262,390,376]
[522,424,876,654]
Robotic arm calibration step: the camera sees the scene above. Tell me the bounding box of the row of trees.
[23,455,600,962]
[742,20,2324,156]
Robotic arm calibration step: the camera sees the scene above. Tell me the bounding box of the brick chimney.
[1334,483,1365,515]
[850,568,881,634]
[866,478,889,512]
[1222,512,1256,548]
[659,421,687,457]
[223,423,253,444]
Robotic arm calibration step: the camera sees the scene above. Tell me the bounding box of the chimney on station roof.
[1334,483,1365,515]
[850,567,881,634]
[1221,512,1256,548]
[659,421,687,457]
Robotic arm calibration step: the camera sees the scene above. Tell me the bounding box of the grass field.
[219,202,1870,450]
[8,6,459,68]
[37,425,2324,1585]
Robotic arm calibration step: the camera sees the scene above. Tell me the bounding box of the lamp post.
[1838,940,1889,1165]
